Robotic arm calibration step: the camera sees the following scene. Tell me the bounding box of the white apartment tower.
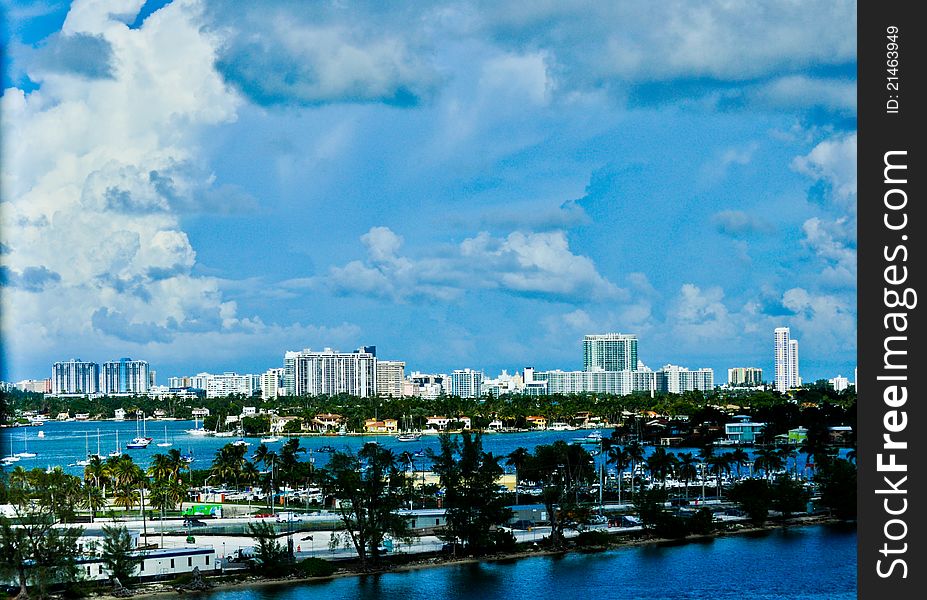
[261,368,286,401]
[449,369,483,399]
[100,358,150,395]
[376,360,406,398]
[288,347,377,398]
[52,359,100,394]
[774,327,801,393]
[583,333,638,372]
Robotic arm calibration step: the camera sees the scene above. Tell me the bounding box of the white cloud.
[792,132,858,212]
[801,217,856,288]
[0,0,342,378]
[314,227,622,303]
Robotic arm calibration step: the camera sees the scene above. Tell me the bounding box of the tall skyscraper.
[376,360,406,398]
[582,333,638,372]
[774,327,801,393]
[287,347,377,397]
[100,358,150,394]
[52,359,100,394]
[449,368,483,399]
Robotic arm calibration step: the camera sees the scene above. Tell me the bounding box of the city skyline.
[1,1,857,384]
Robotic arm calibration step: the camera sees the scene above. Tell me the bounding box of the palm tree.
[706,453,733,499]
[606,446,631,504]
[81,482,106,522]
[753,447,784,480]
[677,452,698,499]
[645,447,677,488]
[730,448,750,479]
[113,482,140,516]
[625,441,645,500]
[506,447,531,503]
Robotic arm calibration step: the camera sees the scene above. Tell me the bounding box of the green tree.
[100,525,143,585]
[770,474,810,518]
[247,521,291,576]
[430,432,512,555]
[815,458,856,520]
[728,478,772,523]
[321,443,411,570]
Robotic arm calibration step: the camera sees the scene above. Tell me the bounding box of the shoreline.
[101,515,851,599]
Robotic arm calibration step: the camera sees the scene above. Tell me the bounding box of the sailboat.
[108,431,122,458]
[15,429,37,458]
[126,411,153,449]
[185,415,209,436]
[75,432,92,466]
[214,414,234,437]
[1,434,20,464]
[156,425,172,447]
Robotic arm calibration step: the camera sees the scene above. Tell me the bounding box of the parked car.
[253,512,273,519]
[509,519,535,530]
[275,511,302,523]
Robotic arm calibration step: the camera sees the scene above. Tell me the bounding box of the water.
[203,524,857,600]
[1,420,835,477]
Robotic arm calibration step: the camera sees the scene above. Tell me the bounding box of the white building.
[583,333,639,372]
[52,359,100,394]
[829,374,850,392]
[100,358,150,395]
[376,360,406,398]
[481,370,524,397]
[16,379,51,393]
[407,373,446,399]
[774,327,801,393]
[655,365,714,393]
[205,372,260,398]
[287,347,377,398]
[261,368,286,401]
[449,368,483,399]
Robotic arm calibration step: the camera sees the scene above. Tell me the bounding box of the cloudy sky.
[0,0,857,383]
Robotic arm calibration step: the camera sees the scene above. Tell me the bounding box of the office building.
[261,368,286,401]
[655,365,714,394]
[774,327,801,393]
[205,372,260,398]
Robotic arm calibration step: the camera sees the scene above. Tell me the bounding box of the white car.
[275,512,302,523]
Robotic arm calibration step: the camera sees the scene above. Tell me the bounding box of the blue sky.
[0,0,857,383]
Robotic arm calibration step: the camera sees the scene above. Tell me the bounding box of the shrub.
[297,557,336,578]
[574,530,612,547]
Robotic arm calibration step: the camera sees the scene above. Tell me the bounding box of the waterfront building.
[727,367,763,387]
[724,415,767,444]
[583,333,639,372]
[100,358,150,395]
[655,365,714,393]
[364,418,399,433]
[449,368,483,398]
[376,360,406,397]
[408,372,447,399]
[260,368,286,401]
[287,347,377,398]
[481,370,524,397]
[52,359,100,394]
[16,379,51,393]
[205,372,260,398]
[774,327,801,393]
[829,374,850,392]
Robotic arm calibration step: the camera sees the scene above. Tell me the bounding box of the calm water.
[1,420,834,477]
[205,524,857,600]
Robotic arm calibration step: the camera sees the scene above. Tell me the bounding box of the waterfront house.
[526,415,547,430]
[56,412,70,421]
[152,409,167,419]
[192,407,210,418]
[724,415,766,444]
[788,426,808,444]
[271,415,301,433]
[310,413,344,432]
[364,418,399,433]
[114,408,126,421]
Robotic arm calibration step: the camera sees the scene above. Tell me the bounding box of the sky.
[0,0,857,384]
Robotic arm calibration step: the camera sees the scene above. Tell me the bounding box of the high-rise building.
[261,368,286,401]
[376,360,406,397]
[100,358,150,395]
[774,327,801,393]
[727,367,763,387]
[449,369,483,399]
[288,347,377,397]
[655,365,714,394]
[52,359,100,394]
[583,333,638,372]
[205,373,260,398]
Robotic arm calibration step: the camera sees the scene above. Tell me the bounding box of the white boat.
[126,412,153,448]
[396,432,422,442]
[15,430,37,458]
[549,422,576,431]
[156,425,173,447]
[232,438,251,447]
[260,436,280,444]
[108,432,122,458]
[185,415,210,436]
[37,431,45,438]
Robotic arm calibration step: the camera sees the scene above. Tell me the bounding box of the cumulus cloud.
[312,226,622,303]
[23,31,116,79]
[204,1,440,107]
[793,132,857,212]
[0,0,343,377]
